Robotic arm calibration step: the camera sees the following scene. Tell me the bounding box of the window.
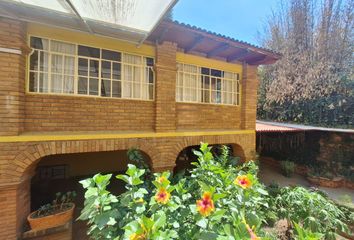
[176,63,240,105]
[28,36,154,100]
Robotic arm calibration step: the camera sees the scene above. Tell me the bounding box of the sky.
[172,0,279,46]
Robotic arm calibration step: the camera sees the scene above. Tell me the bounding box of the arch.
[8,138,160,182]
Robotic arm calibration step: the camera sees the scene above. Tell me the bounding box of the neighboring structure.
[0,1,280,239]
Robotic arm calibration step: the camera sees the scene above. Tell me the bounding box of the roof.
[256,120,354,133]
[148,20,281,65]
[0,0,177,44]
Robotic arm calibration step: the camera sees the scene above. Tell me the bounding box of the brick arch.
[8,138,160,182]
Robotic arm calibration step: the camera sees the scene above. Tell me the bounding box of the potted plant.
[280,160,295,177]
[27,191,76,230]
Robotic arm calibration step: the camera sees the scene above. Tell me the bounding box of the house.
[0,1,280,239]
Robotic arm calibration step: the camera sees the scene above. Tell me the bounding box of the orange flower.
[155,188,170,204]
[196,192,215,217]
[129,233,146,240]
[234,175,252,189]
[245,223,260,240]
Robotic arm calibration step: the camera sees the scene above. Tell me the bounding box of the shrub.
[78,143,270,239]
[280,161,295,177]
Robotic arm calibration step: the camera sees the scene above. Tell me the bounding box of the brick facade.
[0,17,260,239]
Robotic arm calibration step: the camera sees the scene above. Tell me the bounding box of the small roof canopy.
[148,20,281,65]
[0,0,177,44]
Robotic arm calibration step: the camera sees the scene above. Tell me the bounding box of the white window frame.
[27,35,155,101]
[176,63,241,106]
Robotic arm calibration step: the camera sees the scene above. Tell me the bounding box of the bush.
[78,143,349,240]
[280,161,295,177]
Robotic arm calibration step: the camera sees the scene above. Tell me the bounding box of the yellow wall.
[27,23,155,57]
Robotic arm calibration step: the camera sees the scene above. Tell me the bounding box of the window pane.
[133,82,140,98]
[89,78,99,95]
[30,37,48,50]
[149,84,154,100]
[78,77,88,94]
[51,55,63,74]
[78,58,88,76]
[29,72,37,92]
[211,69,222,77]
[102,49,121,61]
[112,63,121,80]
[89,60,99,78]
[40,52,49,72]
[101,79,111,97]
[63,76,74,94]
[201,67,209,75]
[64,56,75,75]
[30,50,38,71]
[101,61,111,79]
[51,74,62,93]
[148,68,154,83]
[146,57,154,66]
[39,72,48,92]
[78,45,100,58]
[123,81,132,98]
[112,81,121,98]
[51,40,75,54]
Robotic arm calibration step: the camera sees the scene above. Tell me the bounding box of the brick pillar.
[240,64,259,130]
[0,177,31,240]
[0,17,27,136]
[154,41,177,132]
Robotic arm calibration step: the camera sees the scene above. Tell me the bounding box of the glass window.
[176,63,240,105]
[28,36,155,100]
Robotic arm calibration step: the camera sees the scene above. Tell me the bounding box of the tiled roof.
[256,122,302,132]
[170,20,281,57]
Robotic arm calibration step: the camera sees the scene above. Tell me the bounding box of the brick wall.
[24,94,155,132]
[0,17,26,136]
[177,103,241,130]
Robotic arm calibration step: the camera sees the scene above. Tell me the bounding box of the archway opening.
[174,143,245,175]
[29,149,151,239]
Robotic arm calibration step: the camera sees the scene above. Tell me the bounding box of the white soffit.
[0,0,177,44]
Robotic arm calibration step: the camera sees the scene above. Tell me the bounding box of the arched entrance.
[174,143,245,174]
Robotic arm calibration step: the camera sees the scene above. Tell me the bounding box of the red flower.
[196,192,215,217]
[155,188,170,204]
[234,175,252,189]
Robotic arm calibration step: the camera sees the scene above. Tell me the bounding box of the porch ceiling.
[148,20,281,65]
[0,0,177,44]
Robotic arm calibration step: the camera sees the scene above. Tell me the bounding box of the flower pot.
[27,203,75,230]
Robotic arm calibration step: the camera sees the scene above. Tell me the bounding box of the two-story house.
[0,1,280,239]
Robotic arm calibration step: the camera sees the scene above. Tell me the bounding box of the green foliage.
[270,186,348,239]
[293,222,324,240]
[280,161,295,177]
[79,143,270,239]
[79,144,349,239]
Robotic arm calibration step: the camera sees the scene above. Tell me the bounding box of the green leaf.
[196,218,208,229]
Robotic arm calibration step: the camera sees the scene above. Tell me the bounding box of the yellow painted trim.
[27,23,155,57]
[176,52,243,73]
[0,130,255,143]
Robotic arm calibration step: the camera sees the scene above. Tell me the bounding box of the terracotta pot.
[27,203,75,230]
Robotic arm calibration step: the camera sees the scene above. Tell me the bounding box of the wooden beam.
[247,55,268,65]
[227,49,250,62]
[185,36,204,53]
[156,27,171,44]
[207,43,229,57]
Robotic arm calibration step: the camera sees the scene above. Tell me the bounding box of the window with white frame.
[28,36,154,100]
[176,63,240,105]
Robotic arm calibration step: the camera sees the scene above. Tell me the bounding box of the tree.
[258,0,354,127]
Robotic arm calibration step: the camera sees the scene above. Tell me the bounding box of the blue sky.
[172,0,279,45]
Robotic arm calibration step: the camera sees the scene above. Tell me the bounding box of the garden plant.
[79,143,350,239]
